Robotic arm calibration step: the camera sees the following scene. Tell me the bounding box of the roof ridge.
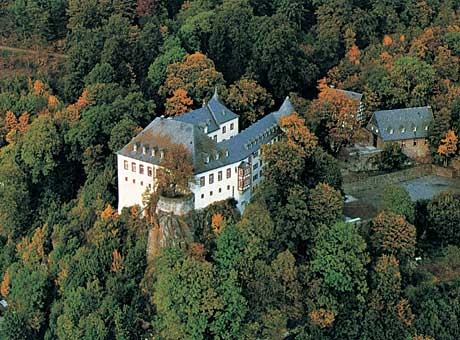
[206,99,220,127]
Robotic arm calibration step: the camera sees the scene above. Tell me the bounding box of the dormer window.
[225,150,229,157]
[142,146,146,154]
[425,125,428,131]
[204,155,210,164]
[401,127,406,133]
[390,128,394,134]
[204,125,208,133]
[413,126,417,132]
[215,153,219,160]
[133,144,137,152]
[151,149,156,157]
[160,151,164,160]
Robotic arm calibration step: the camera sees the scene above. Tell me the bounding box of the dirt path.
[0,45,67,59]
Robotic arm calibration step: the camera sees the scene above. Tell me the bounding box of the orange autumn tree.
[165,88,193,116]
[437,129,458,166]
[309,79,360,154]
[279,112,318,157]
[211,213,225,235]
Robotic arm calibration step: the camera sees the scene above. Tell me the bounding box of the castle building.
[117,91,295,213]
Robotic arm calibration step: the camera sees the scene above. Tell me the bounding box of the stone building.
[366,106,433,163]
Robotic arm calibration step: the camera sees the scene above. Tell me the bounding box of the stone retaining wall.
[343,164,434,194]
[155,195,194,216]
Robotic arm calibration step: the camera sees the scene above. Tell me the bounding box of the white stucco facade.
[205,117,239,143]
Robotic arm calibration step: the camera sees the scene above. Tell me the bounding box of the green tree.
[389,56,436,107]
[20,115,62,182]
[148,36,187,94]
[378,142,407,171]
[153,248,222,339]
[308,221,369,325]
[209,0,254,82]
[427,191,460,245]
[160,52,225,105]
[307,182,343,230]
[223,78,274,129]
[250,16,318,98]
[382,186,415,223]
[0,153,31,239]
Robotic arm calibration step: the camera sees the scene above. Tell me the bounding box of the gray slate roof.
[117,118,220,172]
[335,89,363,101]
[174,90,238,133]
[217,97,294,167]
[367,106,433,142]
[118,97,295,174]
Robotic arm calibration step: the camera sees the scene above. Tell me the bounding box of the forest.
[0,0,459,339]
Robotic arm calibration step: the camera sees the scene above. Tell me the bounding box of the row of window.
[200,168,233,186]
[222,122,235,134]
[401,140,428,147]
[124,177,152,188]
[124,160,154,176]
[200,185,232,199]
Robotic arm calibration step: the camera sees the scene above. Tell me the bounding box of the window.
[218,171,222,181]
[213,135,217,141]
[148,184,152,189]
[413,140,417,146]
[402,142,406,148]
[210,191,213,196]
[147,167,153,177]
[131,162,136,172]
[209,173,214,184]
[260,159,263,166]
[226,168,231,178]
[227,185,230,190]
[222,126,226,134]
[401,127,406,133]
[200,176,205,187]
[253,163,259,170]
[253,174,259,181]
[230,122,234,130]
[141,181,143,186]
[124,160,128,170]
[425,125,429,131]
[201,194,204,199]
[413,126,417,132]
[219,188,222,193]
[125,177,128,181]
[235,167,237,173]
[132,179,136,184]
[139,164,144,174]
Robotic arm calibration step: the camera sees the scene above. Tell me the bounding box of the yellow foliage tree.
[1,268,10,297]
[111,249,124,273]
[383,35,393,46]
[17,112,30,135]
[100,204,119,221]
[309,308,336,328]
[438,129,458,165]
